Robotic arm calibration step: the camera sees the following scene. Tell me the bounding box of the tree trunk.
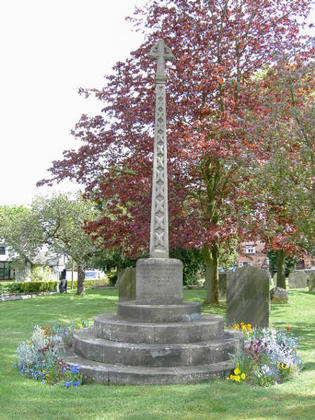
[276,249,286,289]
[202,245,219,304]
[77,263,85,296]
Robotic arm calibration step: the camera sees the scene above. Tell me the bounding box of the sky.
[0,1,314,207]
[0,0,146,206]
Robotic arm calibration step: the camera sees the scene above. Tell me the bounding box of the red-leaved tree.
[39,0,313,303]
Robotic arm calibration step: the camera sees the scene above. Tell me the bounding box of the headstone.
[118,267,136,301]
[272,273,277,288]
[288,271,308,288]
[218,273,227,299]
[270,287,288,304]
[308,273,315,292]
[226,265,270,328]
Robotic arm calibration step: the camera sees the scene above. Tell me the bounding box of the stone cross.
[149,39,175,259]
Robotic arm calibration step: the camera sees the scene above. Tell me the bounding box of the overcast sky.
[0,1,314,207]
[0,0,146,206]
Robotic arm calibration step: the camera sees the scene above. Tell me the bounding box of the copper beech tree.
[39,0,313,303]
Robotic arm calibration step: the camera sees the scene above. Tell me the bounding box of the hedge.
[0,278,110,295]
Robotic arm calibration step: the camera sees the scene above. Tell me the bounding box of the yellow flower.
[45,374,50,378]
[234,375,240,382]
[229,374,234,380]
[241,373,246,380]
[234,368,241,375]
[42,370,46,373]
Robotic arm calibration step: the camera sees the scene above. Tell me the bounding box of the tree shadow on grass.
[271,320,315,354]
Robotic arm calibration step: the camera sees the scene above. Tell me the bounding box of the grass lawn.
[0,288,314,420]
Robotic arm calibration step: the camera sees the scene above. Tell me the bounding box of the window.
[0,246,5,255]
[0,262,13,280]
[245,245,255,254]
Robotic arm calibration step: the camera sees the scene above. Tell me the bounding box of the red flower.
[286,326,291,331]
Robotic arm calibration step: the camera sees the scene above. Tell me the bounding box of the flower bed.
[15,322,87,387]
[229,323,303,386]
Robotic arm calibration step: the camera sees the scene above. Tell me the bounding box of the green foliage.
[30,266,53,282]
[19,282,56,293]
[170,247,205,286]
[0,278,109,295]
[106,272,118,286]
[268,250,296,277]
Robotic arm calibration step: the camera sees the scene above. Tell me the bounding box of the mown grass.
[0,288,314,420]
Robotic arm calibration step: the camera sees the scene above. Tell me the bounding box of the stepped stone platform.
[65,300,243,385]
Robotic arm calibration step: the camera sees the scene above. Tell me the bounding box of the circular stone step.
[94,313,224,344]
[73,327,242,367]
[117,301,201,323]
[65,349,235,385]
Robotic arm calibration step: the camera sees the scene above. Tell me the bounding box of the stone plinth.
[136,258,183,304]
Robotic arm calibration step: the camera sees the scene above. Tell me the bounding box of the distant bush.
[0,277,110,295]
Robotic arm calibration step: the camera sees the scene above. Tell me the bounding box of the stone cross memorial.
[65,40,243,385]
[136,40,183,305]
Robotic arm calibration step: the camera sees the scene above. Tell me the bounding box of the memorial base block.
[136,258,183,304]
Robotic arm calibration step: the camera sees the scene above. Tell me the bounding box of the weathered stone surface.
[65,349,236,385]
[94,313,224,344]
[270,287,289,304]
[73,327,242,367]
[117,301,201,323]
[288,271,308,288]
[219,273,227,299]
[118,267,136,301]
[308,273,315,292]
[136,258,183,304]
[226,265,270,328]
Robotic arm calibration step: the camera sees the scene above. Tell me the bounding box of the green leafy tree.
[31,194,102,296]
[0,205,44,280]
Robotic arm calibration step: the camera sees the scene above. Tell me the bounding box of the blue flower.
[64,381,71,388]
[73,381,80,386]
[70,365,80,374]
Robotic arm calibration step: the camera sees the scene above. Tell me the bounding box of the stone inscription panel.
[136,258,183,304]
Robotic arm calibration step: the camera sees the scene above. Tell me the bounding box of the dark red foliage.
[38,0,313,257]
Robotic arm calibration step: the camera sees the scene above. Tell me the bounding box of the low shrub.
[229,324,303,386]
[1,278,110,295]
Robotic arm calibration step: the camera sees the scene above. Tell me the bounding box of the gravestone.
[226,265,270,328]
[218,273,227,299]
[288,271,308,288]
[270,287,288,304]
[64,40,243,385]
[119,267,136,301]
[308,273,315,292]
